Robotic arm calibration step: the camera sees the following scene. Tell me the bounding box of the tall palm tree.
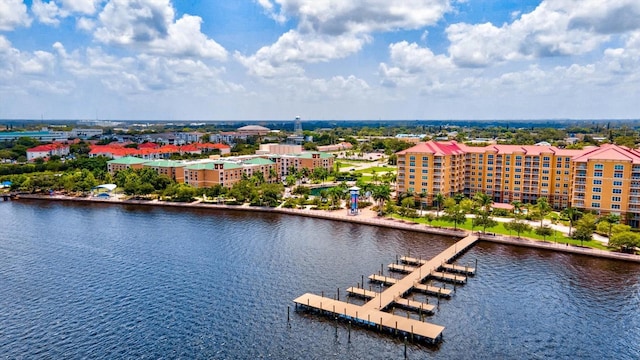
[434,192,445,218]
[372,184,391,215]
[536,197,552,228]
[511,200,523,218]
[473,191,493,213]
[419,190,427,216]
[562,206,581,237]
[603,213,621,239]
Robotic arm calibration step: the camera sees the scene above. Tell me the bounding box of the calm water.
[1,201,639,359]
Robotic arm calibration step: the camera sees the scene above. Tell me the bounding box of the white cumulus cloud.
[94,0,227,59]
[242,0,452,78]
[0,0,31,30]
[445,0,640,68]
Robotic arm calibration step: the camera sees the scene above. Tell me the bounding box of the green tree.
[562,207,581,237]
[535,197,552,228]
[602,214,620,239]
[572,213,597,246]
[504,218,531,238]
[609,231,640,253]
[372,184,391,215]
[443,200,467,230]
[535,225,554,241]
[434,192,445,218]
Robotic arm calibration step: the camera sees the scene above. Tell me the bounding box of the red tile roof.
[397,141,466,156]
[572,143,640,163]
[27,143,69,152]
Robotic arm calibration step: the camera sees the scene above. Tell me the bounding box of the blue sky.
[1,0,639,121]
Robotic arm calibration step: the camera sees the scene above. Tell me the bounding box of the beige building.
[396,141,640,226]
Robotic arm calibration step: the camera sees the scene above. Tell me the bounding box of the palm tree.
[434,192,445,218]
[603,213,621,239]
[536,197,552,228]
[419,190,427,216]
[511,200,523,218]
[372,184,391,216]
[473,192,493,213]
[562,206,580,237]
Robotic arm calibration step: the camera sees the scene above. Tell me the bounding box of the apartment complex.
[107,151,334,189]
[397,141,640,226]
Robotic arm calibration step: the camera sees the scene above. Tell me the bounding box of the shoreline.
[15,194,640,264]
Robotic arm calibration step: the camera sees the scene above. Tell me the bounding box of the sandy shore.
[15,194,640,264]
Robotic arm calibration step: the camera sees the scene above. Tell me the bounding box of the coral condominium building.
[397,141,640,227]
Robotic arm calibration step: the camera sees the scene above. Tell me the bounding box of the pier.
[294,234,479,344]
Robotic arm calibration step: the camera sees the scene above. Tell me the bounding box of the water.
[1,200,639,359]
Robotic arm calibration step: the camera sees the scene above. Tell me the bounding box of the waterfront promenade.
[14,194,640,264]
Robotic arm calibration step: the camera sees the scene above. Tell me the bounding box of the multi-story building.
[396,141,640,226]
[107,151,333,188]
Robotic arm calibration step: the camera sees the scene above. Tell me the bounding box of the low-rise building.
[26,143,70,161]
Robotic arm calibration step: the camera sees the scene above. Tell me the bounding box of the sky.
[0,0,639,121]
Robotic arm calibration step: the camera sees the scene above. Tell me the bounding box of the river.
[1,200,639,359]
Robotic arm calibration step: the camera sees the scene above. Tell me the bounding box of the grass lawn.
[353,166,396,174]
[390,214,609,250]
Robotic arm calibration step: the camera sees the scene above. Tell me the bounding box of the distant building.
[317,142,353,152]
[237,125,270,136]
[26,143,70,161]
[257,144,303,155]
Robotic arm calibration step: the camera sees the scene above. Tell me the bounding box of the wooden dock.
[413,283,452,298]
[388,263,417,273]
[346,286,379,299]
[440,263,476,275]
[294,234,478,343]
[347,287,436,314]
[401,256,476,276]
[429,271,467,284]
[294,293,444,342]
[368,274,397,285]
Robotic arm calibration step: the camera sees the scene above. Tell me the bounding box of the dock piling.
[287,305,290,323]
[404,336,408,358]
[348,321,351,343]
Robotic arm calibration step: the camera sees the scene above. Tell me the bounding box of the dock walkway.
[294,234,478,343]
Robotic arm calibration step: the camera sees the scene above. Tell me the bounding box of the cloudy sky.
[1,0,639,121]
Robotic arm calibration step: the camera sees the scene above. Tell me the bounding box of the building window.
[613,189,622,194]
[594,164,604,170]
[591,203,600,208]
[592,195,601,200]
[614,164,624,170]
[594,171,603,177]
[612,196,621,202]
[422,156,428,161]
[614,173,623,178]
[593,179,602,185]
[613,181,623,186]
[542,183,548,187]
[542,176,549,181]
[612,204,621,210]
[593,187,601,192]
[422,169,428,173]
